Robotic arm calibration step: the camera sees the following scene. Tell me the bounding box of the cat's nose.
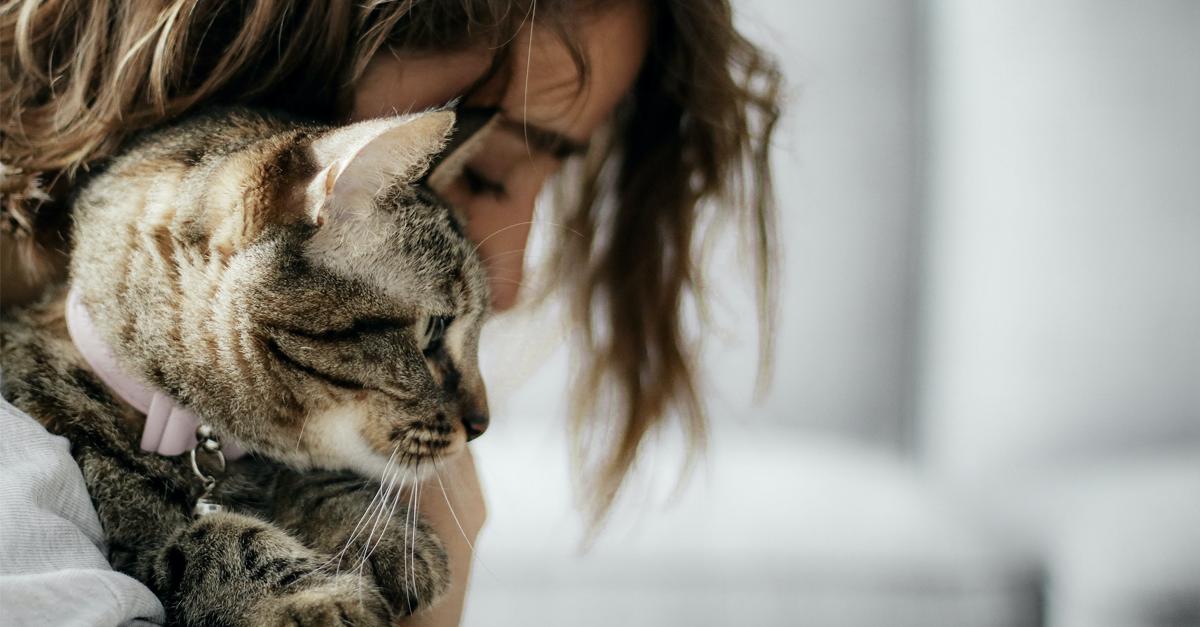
[462,413,489,441]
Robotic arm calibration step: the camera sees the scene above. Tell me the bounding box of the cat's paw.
[357,516,451,616]
[249,574,389,627]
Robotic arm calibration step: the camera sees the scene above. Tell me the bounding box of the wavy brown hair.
[0,0,781,523]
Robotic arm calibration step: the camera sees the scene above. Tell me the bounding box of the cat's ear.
[308,111,455,216]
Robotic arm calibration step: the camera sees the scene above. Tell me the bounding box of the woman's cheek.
[443,158,557,311]
[464,194,534,311]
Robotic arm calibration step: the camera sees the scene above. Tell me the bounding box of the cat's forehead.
[298,198,475,312]
[275,110,484,312]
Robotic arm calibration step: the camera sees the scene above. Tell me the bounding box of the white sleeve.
[0,397,165,626]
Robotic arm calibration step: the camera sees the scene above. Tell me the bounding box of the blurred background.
[463,1,1200,626]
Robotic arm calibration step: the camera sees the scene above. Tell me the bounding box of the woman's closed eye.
[460,166,507,199]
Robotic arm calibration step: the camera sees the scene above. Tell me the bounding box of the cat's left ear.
[307,111,455,219]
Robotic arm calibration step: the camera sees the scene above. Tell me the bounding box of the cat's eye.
[417,315,453,353]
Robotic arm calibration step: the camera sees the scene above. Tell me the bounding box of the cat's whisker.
[471,221,535,253]
[434,464,496,579]
[357,453,409,567]
[432,465,476,554]
[353,447,401,528]
[403,467,418,615]
[326,445,402,576]
[531,218,586,241]
[336,482,391,571]
[295,409,313,449]
[400,468,415,610]
[521,0,537,162]
[356,467,409,606]
[360,465,408,564]
[479,248,528,265]
[487,277,529,288]
[470,219,585,255]
[409,476,422,608]
[415,461,426,602]
[415,475,424,603]
[356,453,413,599]
[358,479,397,565]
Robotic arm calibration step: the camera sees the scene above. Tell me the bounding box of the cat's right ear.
[306,112,456,218]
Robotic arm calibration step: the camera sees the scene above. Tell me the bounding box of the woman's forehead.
[350,0,649,149]
[499,0,650,145]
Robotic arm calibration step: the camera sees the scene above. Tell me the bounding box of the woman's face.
[350,2,649,311]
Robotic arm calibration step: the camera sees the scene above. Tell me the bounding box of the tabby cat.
[0,108,491,626]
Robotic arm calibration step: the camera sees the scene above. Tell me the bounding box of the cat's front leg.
[267,470,451,617]
[152,511,390,627]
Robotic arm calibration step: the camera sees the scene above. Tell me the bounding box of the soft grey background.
[462,2,1200,626]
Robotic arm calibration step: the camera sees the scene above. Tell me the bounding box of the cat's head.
[196,110,492,478]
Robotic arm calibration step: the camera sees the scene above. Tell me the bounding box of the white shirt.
[0,396,164,626]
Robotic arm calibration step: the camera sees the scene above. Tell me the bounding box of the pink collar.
[65,288,244,460]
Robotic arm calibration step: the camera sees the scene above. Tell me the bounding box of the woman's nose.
[465,195,533,311]
[423,172,534,312]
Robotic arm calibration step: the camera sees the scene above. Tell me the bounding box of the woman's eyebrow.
[495,115,590,159]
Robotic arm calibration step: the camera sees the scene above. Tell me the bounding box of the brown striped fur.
[0,108,490,626]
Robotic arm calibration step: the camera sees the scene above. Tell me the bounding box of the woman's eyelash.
[461,166,507,198]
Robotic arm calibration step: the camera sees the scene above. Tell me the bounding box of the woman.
[0,0,780,624]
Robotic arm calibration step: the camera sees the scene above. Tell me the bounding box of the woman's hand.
[396,447,486,626]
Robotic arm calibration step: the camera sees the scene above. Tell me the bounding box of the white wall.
[918,0,1200,481]
[704,0,925,443]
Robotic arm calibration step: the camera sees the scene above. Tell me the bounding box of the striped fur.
[0,108,487,626]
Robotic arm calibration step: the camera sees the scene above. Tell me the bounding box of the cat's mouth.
[296,402,467,480]
[385,417,467,461]
[361,414,468,478]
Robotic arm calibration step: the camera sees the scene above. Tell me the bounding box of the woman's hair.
[1,0,781,523]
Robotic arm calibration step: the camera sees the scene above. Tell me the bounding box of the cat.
[0,107,491,626]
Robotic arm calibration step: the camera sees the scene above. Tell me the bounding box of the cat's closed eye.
[417,315,453,353]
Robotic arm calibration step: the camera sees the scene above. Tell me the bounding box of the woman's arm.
[398,448,487,627]
[0,397,166,626]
